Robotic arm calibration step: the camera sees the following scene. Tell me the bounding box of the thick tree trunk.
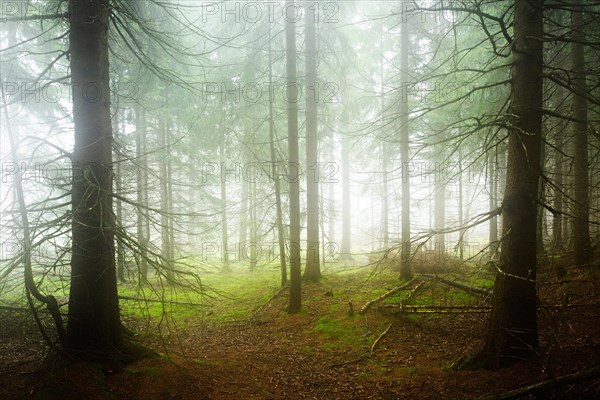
[571,0,592,266]
[476,0,543,369]
[67,0,123,354]
[303,1,321,282]
[286,0,301,313]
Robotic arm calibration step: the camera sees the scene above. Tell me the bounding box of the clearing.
[1,261,599,399]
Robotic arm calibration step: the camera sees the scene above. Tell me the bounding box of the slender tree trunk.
[268,24,287,286]
[220,130,230,272]
[489,148,499,261]
[340,133,352,261]
[399,15,412,280]
[458,156,464,261]
[475,0,543,369]
[552,87,565,252]
[328,132,336,260]
[67,0,123,354]
[537,141,546,254]
[113,108,126,283]
[286,0,301,313]
[571,0,592,266]
[381,146,389,250]
[239,175,249,262]
[303,1,321,281]
[434,148,446,260]
[135,104,149,281]
[380,43,389,252]
[249,177,258,271]
[158,107,173,281]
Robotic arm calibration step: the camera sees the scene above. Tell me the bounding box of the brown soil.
[1,267,599,400]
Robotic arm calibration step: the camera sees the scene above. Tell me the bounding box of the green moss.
[313,315,368,351]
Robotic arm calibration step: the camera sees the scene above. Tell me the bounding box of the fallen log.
[385,304,492,314]
[421,274,491,297]
[384,302,599,314]
[359,277,418,315]
[478,365,600,400]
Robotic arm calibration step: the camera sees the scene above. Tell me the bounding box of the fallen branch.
[360,278,418,314]
[404,280,425,303]
[478,366,600,400]
[422,274,491,297]
[384,302,600,314]
[370,323,392,355]
[386,304,492,313]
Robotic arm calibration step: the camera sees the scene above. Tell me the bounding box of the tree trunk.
[571,0,592,266]
[158,103,173,281]
[476,0,543,369]
[286,0,301,313]
[328,132,336,260]
[249,177,258,271]
[239,173,249,262]
[551,86,564,252]
[340,132,352,261]
[114,109,126,283]
[135,104,149,281]
[220,130,230,272]
[67,0,123,355]
[303,1,321,282]
[399,15,412,280]
[489,148,499,260]
[268,23,287,286]
[434,147,446,260]
[537,141,546,255]
[458,155,464,261]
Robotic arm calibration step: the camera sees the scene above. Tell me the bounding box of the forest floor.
[1,261,600,400]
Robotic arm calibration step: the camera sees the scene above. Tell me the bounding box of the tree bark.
[67,0,123,354]
[476,0,543,369]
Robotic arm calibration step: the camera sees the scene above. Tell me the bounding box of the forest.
[1,0,599,399]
